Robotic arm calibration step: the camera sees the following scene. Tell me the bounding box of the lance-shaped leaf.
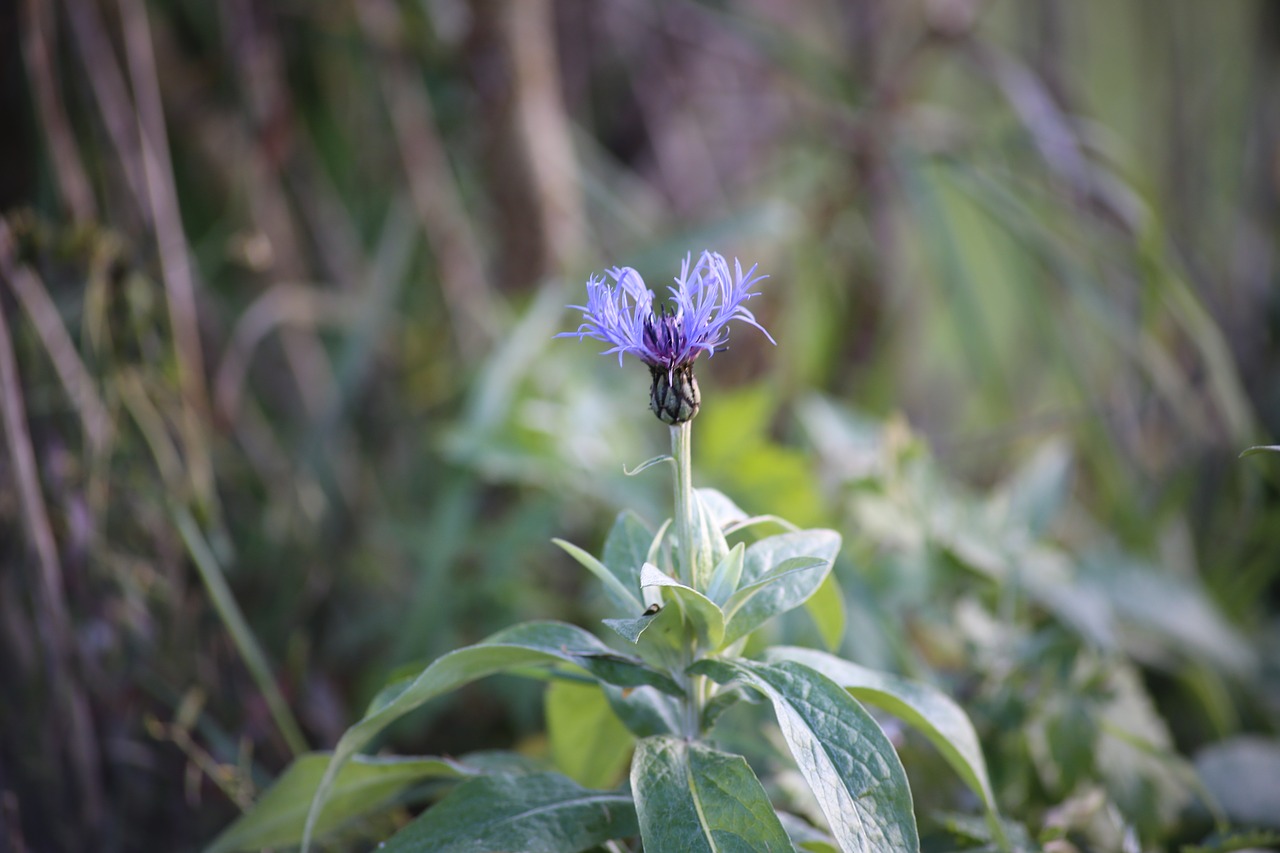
[641,563,725,648]
[741,530,842,585]
[301,622,678,851]
[631,736,795,852]
[706,542,746,606]
[604,601,686,671]
[722,556,831,646]
[692,659,919,853]
[603,683,683,737]
[206,752,490,853]
[690,489,733,590]
[553,538,643,614]
[644,519,673,608]
[777,812,839,853]
[765,646,997,812]
[381,771,637,852]
[603,510,654,595]
[695,487,749,528]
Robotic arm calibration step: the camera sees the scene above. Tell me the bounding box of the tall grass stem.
[173,506,308,757]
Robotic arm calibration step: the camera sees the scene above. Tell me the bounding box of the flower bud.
[650,364,700,424]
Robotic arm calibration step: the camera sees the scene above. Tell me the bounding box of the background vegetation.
[3,0,1279,850]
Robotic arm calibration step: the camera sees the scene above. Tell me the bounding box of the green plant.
[206,252,1002,852]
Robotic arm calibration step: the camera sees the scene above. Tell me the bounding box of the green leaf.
[741,530,842,587]
[623,453,674,476]
[646,518,673,566]
[722,556,832,646]
[604,602,687,671]
[553,538,643,615]
[765,646,997,811]
[996,439,1073,535]
[691,489,733,590]
[603,511,654,598]
[631,735,795,852]
[1090,559,1254,674]
[725,514,803,536]
[301,622,678,851]
[1194,736,1280,830]
[777,812,839,853]
[695,487,750,527]
[641,563,725,648]
[706,542,746,606]
[381,771,637,852]
[692,659,919,853]
[205,752,481,853]
[645,519,673,608]
[1240,444,1280,458]
[803,573,846,652]
[603,683,683,737]
[701,685,765,732]
[603,611,661,644]
[546,680,634,789]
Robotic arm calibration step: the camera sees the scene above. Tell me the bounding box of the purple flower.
[558,251,774,424]
[559,251,774,375]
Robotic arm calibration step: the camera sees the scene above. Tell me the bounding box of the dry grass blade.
[218,0,337,419]
[0,223,112,453]
[21,0,96,222]
[0,274,104,827]
[115,0,215,509]
[64,0,150,225]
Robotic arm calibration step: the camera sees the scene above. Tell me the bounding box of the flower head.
[558,250,774,423]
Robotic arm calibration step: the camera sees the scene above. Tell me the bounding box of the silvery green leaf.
[765,646,997,812]
[603,510,655,601]
[690,489,732,590]
[644,519,673,608]
[553,538,643,615]
[692,659,919,853]
[722,556,831,646]
[695,487,750,527]
[1194,737,1280,830]
[632,735,795,852]
[623,454,674,476]
[604,601,687,671]
[706,542,746,606]
[603,683,683,737]
[641,563,725,648]
[741,530,841,587]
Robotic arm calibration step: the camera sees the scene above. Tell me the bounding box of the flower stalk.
[670,421,696,589]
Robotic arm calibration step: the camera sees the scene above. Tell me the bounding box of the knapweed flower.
[559,250,774,424]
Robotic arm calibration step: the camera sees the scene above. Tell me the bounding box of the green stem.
[670,422,711,732]
[670,421,696,588]
[670,421,708,737]
[676,637,707,739]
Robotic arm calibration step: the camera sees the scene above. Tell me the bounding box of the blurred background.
[3,0,1280,850]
